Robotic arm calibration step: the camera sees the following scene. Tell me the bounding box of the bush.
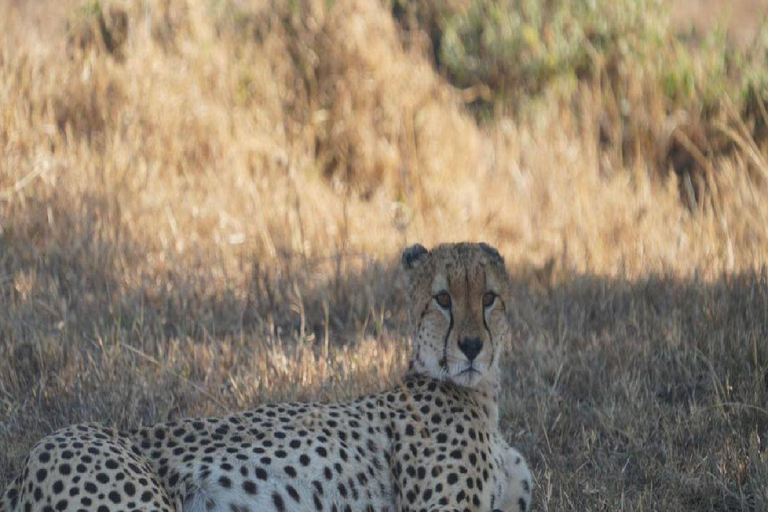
[389,0,768,208]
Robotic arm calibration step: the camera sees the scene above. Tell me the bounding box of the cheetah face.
[402,242,512,391]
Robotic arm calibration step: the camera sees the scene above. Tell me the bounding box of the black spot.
[286,484,300,502]
[272,492,285,512]
[243,480,257,495]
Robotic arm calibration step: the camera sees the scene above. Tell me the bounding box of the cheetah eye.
[482,292,497,308]
[434,291,452,309]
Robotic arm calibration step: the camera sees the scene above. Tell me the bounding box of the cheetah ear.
[401,243,429,271]
[479,242,504,265]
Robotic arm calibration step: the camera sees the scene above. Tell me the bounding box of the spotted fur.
[491,435,532,512]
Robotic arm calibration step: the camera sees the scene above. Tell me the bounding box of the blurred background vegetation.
[2,0,768,509]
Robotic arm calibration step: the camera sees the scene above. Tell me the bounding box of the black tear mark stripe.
[482,300,491,338]
[494,298,508,365]
[484,294,505,367]
[442,309,453,371]
[418,301,431,324]
[413,301,432,370]
[482,307,494,367]
[440,275,453,370]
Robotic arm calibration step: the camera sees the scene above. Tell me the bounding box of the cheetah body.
[4,378,499,512]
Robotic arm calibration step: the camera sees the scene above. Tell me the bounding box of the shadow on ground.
[1,194,766,511]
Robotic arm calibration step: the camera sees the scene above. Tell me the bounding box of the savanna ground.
[1,0,768,510]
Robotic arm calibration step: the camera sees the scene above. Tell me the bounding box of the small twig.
[0,166,46,201]
[714,120,768,180]
[671,129,715,176]
[716,97,768,179]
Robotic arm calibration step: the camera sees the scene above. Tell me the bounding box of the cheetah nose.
[458,337,483,362]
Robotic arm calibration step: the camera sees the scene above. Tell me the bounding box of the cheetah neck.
[402,372,500,426]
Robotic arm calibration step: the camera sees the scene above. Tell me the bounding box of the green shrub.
[438,0,666,99]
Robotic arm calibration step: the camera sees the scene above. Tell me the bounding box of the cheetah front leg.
[491,441,532,512]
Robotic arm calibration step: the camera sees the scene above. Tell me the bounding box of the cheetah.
[1,242,532,512]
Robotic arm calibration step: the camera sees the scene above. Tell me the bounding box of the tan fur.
[403,242,512,397]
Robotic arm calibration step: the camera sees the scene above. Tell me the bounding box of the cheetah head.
[401,242,512,391]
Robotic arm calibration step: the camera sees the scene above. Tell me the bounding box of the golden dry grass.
[1,0,767,510]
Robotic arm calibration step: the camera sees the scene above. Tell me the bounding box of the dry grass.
[1,0,767,510]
